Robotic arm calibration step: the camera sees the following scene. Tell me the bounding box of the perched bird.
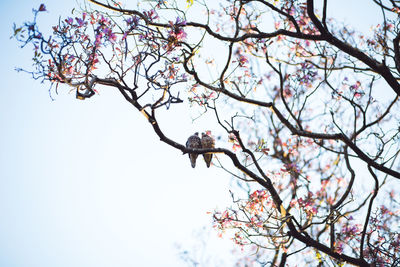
[201,132,214,168]
[186,132,202,168]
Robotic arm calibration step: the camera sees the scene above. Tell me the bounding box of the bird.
[201,132,214,168]
[186,132,202,168]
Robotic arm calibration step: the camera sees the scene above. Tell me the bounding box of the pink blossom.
[65,17,73,25]
[76,17,86,27]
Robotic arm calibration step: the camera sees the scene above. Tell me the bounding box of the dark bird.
[201,132,214,168]
[186,132,202,168]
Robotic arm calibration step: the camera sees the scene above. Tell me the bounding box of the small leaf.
[38,4,46,12]
[186,0,193,8]
[333,155,340,165]
[14,27,22,36]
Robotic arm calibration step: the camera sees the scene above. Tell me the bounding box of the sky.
[0,1,239,266]
[0,1,384,267]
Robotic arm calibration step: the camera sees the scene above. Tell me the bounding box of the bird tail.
[203,154,212,168]
[190,154,197,168]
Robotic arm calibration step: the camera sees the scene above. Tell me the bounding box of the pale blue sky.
[0,1,385,266]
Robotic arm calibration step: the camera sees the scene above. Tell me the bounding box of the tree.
[13,0,400,266]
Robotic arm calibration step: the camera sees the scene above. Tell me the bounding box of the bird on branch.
[201,132,214,168]
[186,132,202,168]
